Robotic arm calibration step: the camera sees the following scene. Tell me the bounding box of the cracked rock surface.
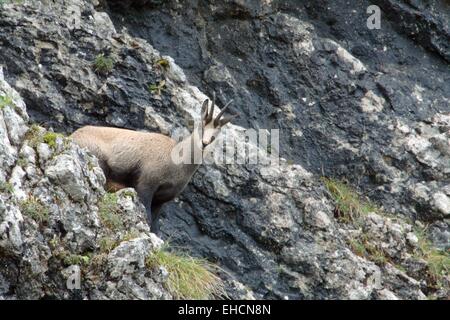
[0,0,448,299]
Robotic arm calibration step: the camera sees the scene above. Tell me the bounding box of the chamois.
[70,95,237,231]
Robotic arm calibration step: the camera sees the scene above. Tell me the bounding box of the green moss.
[20,197,49,224]
[93,54,115,74]
[393,264,407,273]
[146,247,226,299]
[24,125,66,152]
[122,230,139,242]
[98,193,123,231]
[148,80,166,96]
[98,236,119,253]
[43,132,63,150]
[48,235,60,249]
[87,160,95,171]
[0,0,24,4]
[98,231,140,253]
[0,94,14,109]
[62,253,91,267]
[16,157,28,167]
[121,189,136,199]
[0,181,13,194]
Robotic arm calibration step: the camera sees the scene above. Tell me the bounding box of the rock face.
[0,0,448,299]
[0,69,170,299]
[106,0,450,222]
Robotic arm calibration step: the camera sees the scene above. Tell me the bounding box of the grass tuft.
[155,58,170,70]
[0,94,14,109]
[414,226,450,284]
[98,193,123,231]
[98,236,118,253]
[43,132,63,150]
[0,0,24,5]
[24,125,67,151]
[98,231,139,253]
[348,235,389,265]
[0,181,14,194]
[146,247,226,300]
[20,196,49,224]
[324,177,449,291]
[25,124,45,148]
[322,177,377,222]
[93,54,115,74]
[62,253,91,267]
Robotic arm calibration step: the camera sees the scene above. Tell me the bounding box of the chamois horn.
[214,99,234,127]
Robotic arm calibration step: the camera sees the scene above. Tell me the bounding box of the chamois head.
[200,93,237,148]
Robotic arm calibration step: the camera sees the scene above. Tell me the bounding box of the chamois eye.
[210,136,215,143]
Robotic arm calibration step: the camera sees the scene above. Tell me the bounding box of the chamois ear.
[205,92,215,124]
[201,99,209,122]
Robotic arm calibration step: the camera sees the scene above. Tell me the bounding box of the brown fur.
[70,126,202,231]
[106,181,127,192]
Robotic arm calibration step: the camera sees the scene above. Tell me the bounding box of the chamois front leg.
[135,183,156,227]
[150,203,164,233]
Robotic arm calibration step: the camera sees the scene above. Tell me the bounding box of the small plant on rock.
[99,236,119,253]
[0,182,13,194]
[93,54,115,74]
[155,58,170,71]
[146,246,226,299]
[16,157,28,167]
[62,253,91,267]
[98,193,123,231]
[25,124,45,148]
[43,131,64,150]
[0,94,14,109]
[414,226,450,285]
[0,0,24,4]
[20,196,49,224]
[322,177,377,223]
[148,80,166,96]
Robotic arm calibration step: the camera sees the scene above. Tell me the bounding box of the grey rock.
[0,71,171,299]
[0,0,448,300]
[45,154,89,202]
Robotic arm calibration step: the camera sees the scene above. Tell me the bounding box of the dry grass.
[146,247,226,300]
